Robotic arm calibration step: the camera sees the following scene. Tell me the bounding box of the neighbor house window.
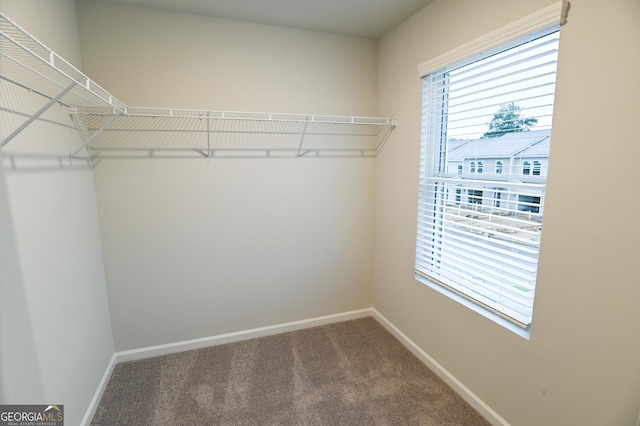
[468,190,483,205]
[518,195,541,213]
[533,161,541,175]
[415,7,566,335]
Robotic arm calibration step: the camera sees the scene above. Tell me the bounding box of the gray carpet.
[92,317,490,425]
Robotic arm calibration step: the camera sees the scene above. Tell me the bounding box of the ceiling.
[87,0,434,39]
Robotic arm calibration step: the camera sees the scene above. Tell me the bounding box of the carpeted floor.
[92,317,490,425]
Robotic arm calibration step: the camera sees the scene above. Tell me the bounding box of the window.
[468,190,483,205]
[415,21,562,334]
[518,195,541,213]
[533,161,541,175]
[457,164,463,174]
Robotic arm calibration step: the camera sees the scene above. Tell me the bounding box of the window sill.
[414,273,531,339]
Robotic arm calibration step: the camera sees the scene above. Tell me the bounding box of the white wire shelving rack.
[0,12,396,160]
[73,107,396,159]
[0,12,127,150]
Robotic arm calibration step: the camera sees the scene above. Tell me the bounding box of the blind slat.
[416,27,561,329]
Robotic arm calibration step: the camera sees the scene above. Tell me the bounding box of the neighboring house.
[444,129,550,215]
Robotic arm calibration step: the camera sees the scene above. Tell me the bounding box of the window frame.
[414,2,569,337]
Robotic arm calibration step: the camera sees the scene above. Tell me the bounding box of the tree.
[483,103,537,138]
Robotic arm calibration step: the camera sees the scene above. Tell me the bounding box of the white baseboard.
[116,308,372,363]
[371,308,509,426]
[80,353,117,426]
[83,308,506,426]
[82,308,371,424]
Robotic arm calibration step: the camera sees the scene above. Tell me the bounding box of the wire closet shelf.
[0,12,396,159]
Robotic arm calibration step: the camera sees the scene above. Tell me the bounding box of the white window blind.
[415,26,561,330]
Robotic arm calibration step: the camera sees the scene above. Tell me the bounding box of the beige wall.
[0,144,44,405]
[77,0,378,351]
[0,0,82,66]
[375,0,640,424]
[77,0,377,115]
[3,0,638,423]
[0,1,115,425]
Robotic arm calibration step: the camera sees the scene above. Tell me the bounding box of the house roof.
[448,130,551,161]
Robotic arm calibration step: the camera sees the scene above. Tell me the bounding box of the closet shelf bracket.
[206,112,212,160]
[69,111,123,160]
[1,81,77,149]
[295,118,310,159]
[375,123,396,156]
